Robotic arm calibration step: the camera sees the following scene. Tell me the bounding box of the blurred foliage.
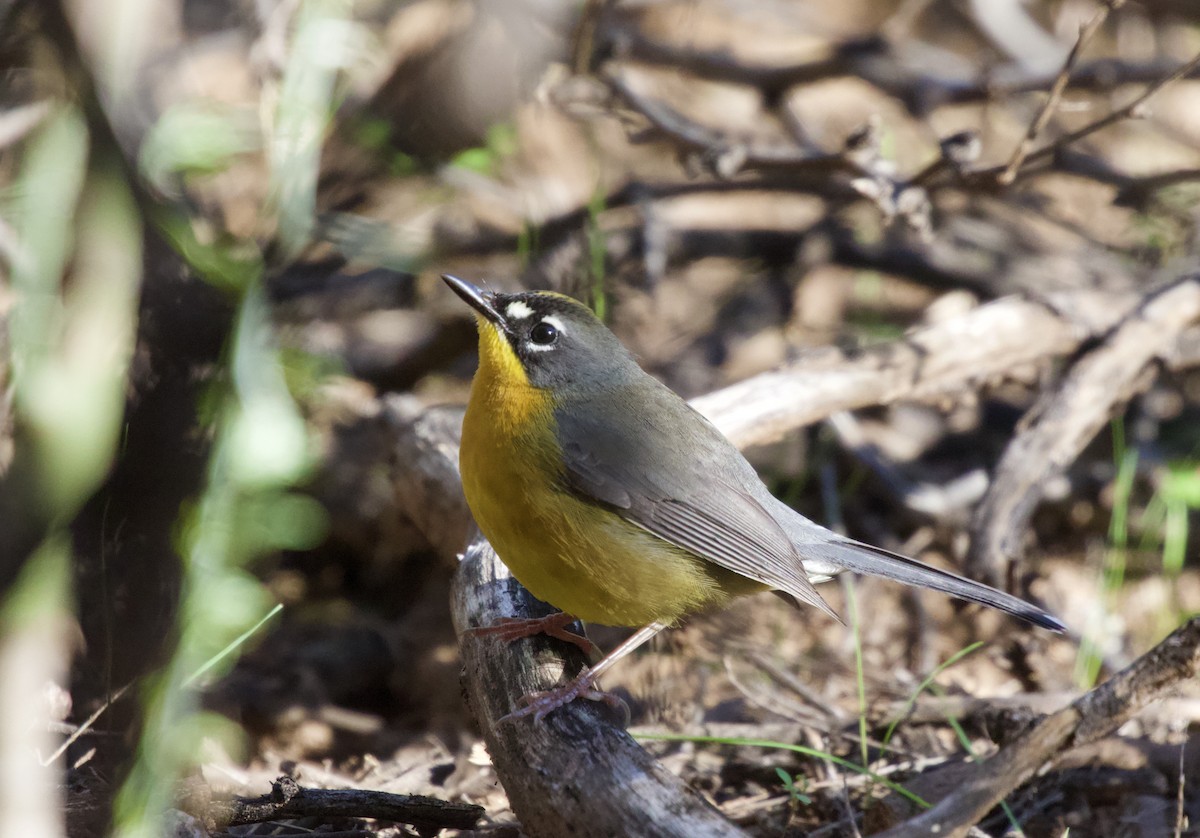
[450,122,519,176]
[108,0,353,832]
[113,284,325,838]
[270,0,367,261]
[141,104,260,195]
[0,97,142,838]
[8,108,140,518]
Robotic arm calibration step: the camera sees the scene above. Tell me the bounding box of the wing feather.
[555,389,836,619]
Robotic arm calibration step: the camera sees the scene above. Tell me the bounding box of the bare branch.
[974,50,1200,188]
[603,66,857,176]
[602,15,1200,116]
[999,2,1119,185]
[693,295,1094,450]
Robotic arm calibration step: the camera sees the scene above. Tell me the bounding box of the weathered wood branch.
[451,537,746,838]
[967,274,1200,586]
[874,616,1200,838]
[693,295,1089,449]
[185,775,483,836]
[384,396,471,562]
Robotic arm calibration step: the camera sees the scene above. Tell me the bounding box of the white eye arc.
[526,315,565,351]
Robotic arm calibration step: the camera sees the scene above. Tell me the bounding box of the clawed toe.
[464,612,601,662]
[497,668,627,724]
[464,617,538,643]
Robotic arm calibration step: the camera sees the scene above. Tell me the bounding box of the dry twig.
[972,50,1200,189]
[603,18,1200,116]
[999,1,1119,185]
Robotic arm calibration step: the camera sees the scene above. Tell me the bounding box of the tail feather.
[804,539,1065,632]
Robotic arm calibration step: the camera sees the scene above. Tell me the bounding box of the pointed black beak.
[442,274,504,326]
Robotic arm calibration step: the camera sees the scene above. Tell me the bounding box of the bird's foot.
[497,666,628,724]
[465,612,602,662]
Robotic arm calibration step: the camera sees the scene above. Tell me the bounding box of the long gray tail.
[802,538,1065,632]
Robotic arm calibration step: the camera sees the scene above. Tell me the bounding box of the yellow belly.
[459,377,752,627]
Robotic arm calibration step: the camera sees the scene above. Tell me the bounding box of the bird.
[443,274,1064,721]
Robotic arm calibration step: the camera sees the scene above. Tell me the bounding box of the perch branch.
[383,397,472,561]
[451,537,746,838]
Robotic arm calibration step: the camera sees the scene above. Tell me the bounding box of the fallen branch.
[873,615,1200,838]
[693,295,1086,449]
[184,775,483,836]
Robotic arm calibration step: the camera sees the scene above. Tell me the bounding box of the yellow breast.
[459,321,737,626]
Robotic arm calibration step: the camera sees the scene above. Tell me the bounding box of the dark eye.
[529,321,558,345]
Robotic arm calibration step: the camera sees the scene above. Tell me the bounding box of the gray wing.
[554,384,837,619]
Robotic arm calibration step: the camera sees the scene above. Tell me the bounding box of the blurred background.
[1,0,1199,835]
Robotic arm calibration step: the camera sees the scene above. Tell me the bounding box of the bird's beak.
[442,274,505,326]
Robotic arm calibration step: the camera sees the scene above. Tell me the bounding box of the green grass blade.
[634,732,930,808]
[183,603,283,688]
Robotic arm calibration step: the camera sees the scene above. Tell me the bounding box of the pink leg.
[465,612,602,662]
[498,621,668,724]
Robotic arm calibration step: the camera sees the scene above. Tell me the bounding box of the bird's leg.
[499,621,669,724]
[465,611,602,662]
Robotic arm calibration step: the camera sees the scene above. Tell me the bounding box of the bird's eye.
[529,321,558,345]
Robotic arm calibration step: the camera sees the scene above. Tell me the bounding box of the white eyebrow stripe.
[505,301,535,320]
